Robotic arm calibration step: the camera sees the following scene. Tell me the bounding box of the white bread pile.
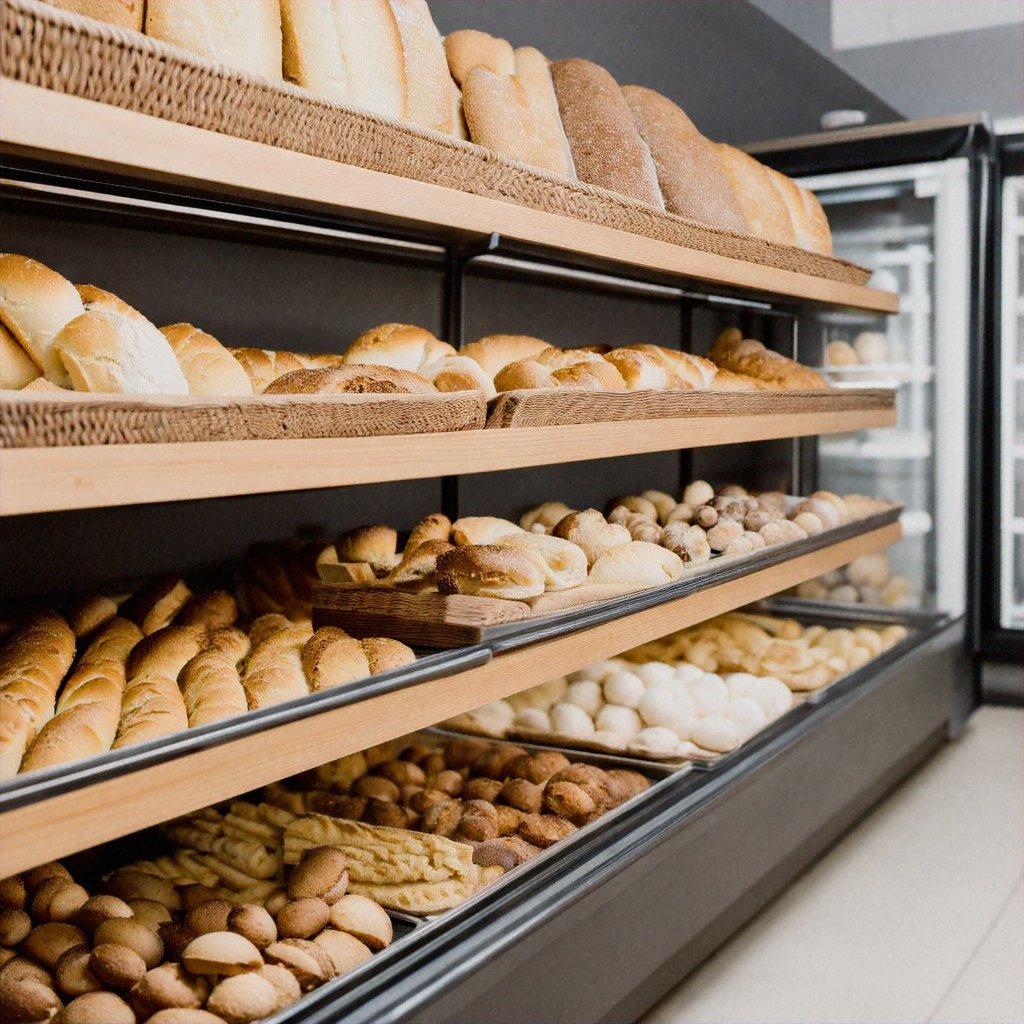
[44,0,832,256]
[794,552,915,608]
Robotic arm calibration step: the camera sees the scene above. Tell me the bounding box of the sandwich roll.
[622,86,747,234]
[550,59,663,208]
[421,354,495,398]
[76,284,146,320]
[0,323,40,390]
[336,524,398,573]
[451,516,523,546]
[360,637,415,674]
[436,545,545,601]
[53,310,190,394]
[602,349,672,390]
[712,144,796,247]
[343,323,455,373]
[44,0,144,30]
[552,361,626,390]
[300,628,371,691]
[0,253,84,384]
[389,0,453,134]
[280,0,404,119]
[145,0,284,80]
[160,324,253,397]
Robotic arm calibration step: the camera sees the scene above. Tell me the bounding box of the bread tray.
[312,503,904,649]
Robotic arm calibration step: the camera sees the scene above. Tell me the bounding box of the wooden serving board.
[0,389,486,447]
[485,387,895,429]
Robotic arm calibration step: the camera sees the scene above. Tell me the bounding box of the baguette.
[622,86,747,233]
[176,591,239,631]
[0,611,76,737]
[126,625,205,682]
[243,623,312,710]
[765,168,833,255]
[180,650,247,728]
[145,0,283,80]
[0,323,40,390]
[389,0,453,134]
[444,29,514,84]
[122,576,192,636]
[0,696,33,780]
[56,617,142,712]
[514,47,576,179]
[550,60,663,208]
[281,0,404,119]
[64,594,119,640]
[712,144,796,247]
[160,324,253,397]
[112,673,188,748]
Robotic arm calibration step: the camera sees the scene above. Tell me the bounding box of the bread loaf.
[0,696,34,780]
[451,516,523,546]
[493,534,587,592]
[0,254,84,384]
[0,323,40,389]
[179,650,247,728]
[712,144,796,247]
[336,524,398,573]
[300,628,371,691]
[622,86,747,234]
[243,624,312,710]
[436,545,545,600]
[64,594,118,639]
[493,359,559,392]
[623,344,715,389]
[444,29,515,84]
[43,0,143,30]
[53,310,190,394]
[602,348,672,390]
[228,349,306,393]
[765,168,833,255]
[459,335,550,379]
[160,324,252,397]
[342,323,455,373]
[552,361,626,390]
[263,364,436,395]
[709,329,826,390]
[550,60,663,208]
[388,0,453,133]
[280,0,404,119]
[145,0,283,80]
[112,673,189,748]
[514,47,576,179]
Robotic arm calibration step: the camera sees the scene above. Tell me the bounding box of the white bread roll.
[263,364,436,395]
[280,0,404,119]
[0,323,39,389]
[145,0,283,80]
[550,59,663,209]
[459,334,550,379]
[622,86,747,234]
[343,323,455,372]
[0,254,84,384]
[552,361,626,390]
[451,516,523,546]
[43,0,143,30]
[624,344,716,389]
[228,348,306,392]
[588,541,684,587]
[493,533,587,592]
[493,358,559,392]
[388,0,453,133]
[712,144,796,247]
[444,29,515,85]
[420,355,495,398]
[160,323,253,397]
[602,349,672,390]
[54,310,189,394]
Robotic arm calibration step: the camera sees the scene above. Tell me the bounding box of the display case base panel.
[345,615,966,1024]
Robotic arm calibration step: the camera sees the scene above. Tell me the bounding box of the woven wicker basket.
[1,0,870,286]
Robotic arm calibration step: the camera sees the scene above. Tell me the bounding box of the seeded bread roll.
[112,672,189,748]
[389,0,453,134]
[242,623,312,710]
[436,545,545,600]
[360,637,415,675]
[145,0,282,79]
[263,364,436,395]
[343,323,455,373]
[280,0,404,119]
[227,349,306,393]
[622,85,747,234]
[43,0,143,29]
[460,335,550,380]
[0,254,84,384]
[713,144,797,247]
[159,324,252,397]
[0,323,39,389]
[550,59,663,208]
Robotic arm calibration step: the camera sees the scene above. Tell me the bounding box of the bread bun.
[160,324,252,397]
[602,348,672,390]
[262,938,335,991]
[492,358,558,392]
[227,348,305,393]
[519,501,575,532]
[460,335,550,379]
[129,962,206,1017]
[312,928,372,975]
[713,144,796,247]
[436,545,545,600]
[263,364,436,395]
[301,628,371,691]
[181,932,263,976]
[552,361,627,390]
[343,323,455,373]
[0,323,40,389]
[207,972,278,1024]
[336,524,398,572]
[326,894,392,950]
[288,848,349,905]
[493,533,587,591]
[588,541,684,587]
[257,963,300,1012]
[420,354,495,398]
[451,516,523,546]
[275,899,329,940]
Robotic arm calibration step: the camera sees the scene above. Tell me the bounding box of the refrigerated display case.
[751,117,994,623]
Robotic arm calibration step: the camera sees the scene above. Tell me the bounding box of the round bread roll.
[436,545,545,600]
[459,334,550,379]
[327,895,392,950]
[160,323,252,397]
[549,702,596,739]
[726,696,767,740]
[23,864,73,893]
[513,707,551,732]
[0,958,51,986]
[519,501,575,532]
[185,900,233,937]
[634,662,675,688]
[687,673,728,717]
[853,331,888,364]
[146,1008,226,1024]
[104,870,180,912]
[22,923,86,968]
[275,899,329,940]
[30,879,88,924]
[628,726,680,757]
[0,908,31,946]
[262,939,335,992]
[313,929,373,975]
[207,972,278,1024]
[181,933,263,976]
[552,509,631,566]
[53,945,101,998]
[226,905,277,951]
[602,669,645,709]
[288,847,349,905]
[335,524,398,572]
[0,974,62,1023]
[257,963,300,1012]
[492,358,559,392]
[0,875,28,910]
[690,716,741,753]
[59,991,135,1024]
[594,704,641,741]
[126,899,171,931]
[450,516,523,546]
[89,943,146,989]
[588,541,684,587]
[493,532,587,591]
[825,340,858,366]
[94,918,163,969]
[420,354,496,399]
[343,323,455,373]
[130,962,207,1017]
[564,679,603,717]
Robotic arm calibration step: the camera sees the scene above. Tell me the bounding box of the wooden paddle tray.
[0,389,487,447]
[485,386,895,429]
[311,503,904,648]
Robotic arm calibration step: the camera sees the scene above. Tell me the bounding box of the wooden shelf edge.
[0,404,896,515]
[0,521,900,876]
[0,80,898,315]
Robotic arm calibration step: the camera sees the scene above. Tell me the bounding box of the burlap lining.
[1,0,870,286]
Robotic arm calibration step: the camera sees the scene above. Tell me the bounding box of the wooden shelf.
[0,392,895,515]
[0,80,898,315]
[0,521,899,876]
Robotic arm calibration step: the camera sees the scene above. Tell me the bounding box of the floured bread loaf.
[161,323,253,397]
[281,0,404,118]
[551,59,663,208]
[389,0,453,134]
[622,86,747,234]
[765,168,833,255]
[713,144,796,247]
[145,0,283,81]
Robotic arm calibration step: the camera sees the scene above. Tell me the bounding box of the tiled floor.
[642,705,1024,1024]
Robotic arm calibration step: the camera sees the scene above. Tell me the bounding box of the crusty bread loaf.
[176,592,239,631]
[122,576,192,636]
[0,254,84,385]
[53,310,190,395]
[264,364,437,395]
[533,347,604,371]
[623,344,715,388]
[451,516,523,546]
[0,695,33,780]
[419,355,495,398]
[444,29,515,85]
[300,628,371,691]
[602,349,672,390]
[765,168,833,255]
[112,673,189,748]
[281,0,404,118]
[389,0,453,134]
[57,617,142,712]
[180,650,248,728]
[1,323,40,389]
[64,594,119,639]
[43,0,143,30]
[709,328,826,389]
[126,625,204,681]
[242,623,312,710]
[493,533,588,592]
[514,47,576,179]
[712,144,796,247]
[145,0,283,80]
[228,349,306,393]
[436,545,545,600]
[336,524,398,573]
[0,611,76,727]
[553,360,626,390]
[360,637,415,674]
[343,323,455,372]
[493,359,560,392]
[460,335,550,379]
[622,85,747,234]
[160,324,253,397]
[588,541,684,586]
[550,60,663,208]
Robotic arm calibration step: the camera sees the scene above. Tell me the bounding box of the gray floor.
[642,706,1024,1024]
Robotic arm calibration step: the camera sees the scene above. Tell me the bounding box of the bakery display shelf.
[0,519,898,877]
[0,390,897,515]
[283,612,965,1024]
[0,80,898,315]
